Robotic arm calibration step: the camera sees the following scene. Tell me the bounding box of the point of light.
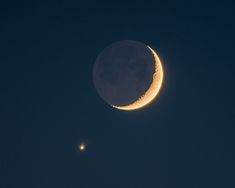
[79,143,86,151]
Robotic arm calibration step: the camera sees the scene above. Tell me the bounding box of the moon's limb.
[112,46,164,110]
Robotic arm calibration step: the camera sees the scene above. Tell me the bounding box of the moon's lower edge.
[112,46,164,111]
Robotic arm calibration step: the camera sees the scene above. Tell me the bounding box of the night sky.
[1,1,235,188]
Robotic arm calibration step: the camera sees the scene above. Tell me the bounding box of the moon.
[93,40,164,111]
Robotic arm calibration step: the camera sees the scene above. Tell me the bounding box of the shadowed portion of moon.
[93,40,156,107]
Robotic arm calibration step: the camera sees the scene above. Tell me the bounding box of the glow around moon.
[112,46,164,111]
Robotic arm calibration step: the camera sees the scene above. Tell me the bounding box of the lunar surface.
[93,40,163,110]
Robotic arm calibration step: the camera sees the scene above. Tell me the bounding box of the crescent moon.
[112,46,164,111]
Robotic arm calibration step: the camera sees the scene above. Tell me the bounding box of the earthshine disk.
[93,40,164,110]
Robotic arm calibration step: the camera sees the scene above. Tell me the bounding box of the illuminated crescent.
[112,46,164,111]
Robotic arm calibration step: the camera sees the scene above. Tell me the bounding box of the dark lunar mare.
[93,40,155,106]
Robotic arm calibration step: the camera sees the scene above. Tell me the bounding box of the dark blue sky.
[1,1,235,188]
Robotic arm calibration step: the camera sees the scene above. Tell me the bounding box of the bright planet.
[93,40,164,111]
[78,143,86,151]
